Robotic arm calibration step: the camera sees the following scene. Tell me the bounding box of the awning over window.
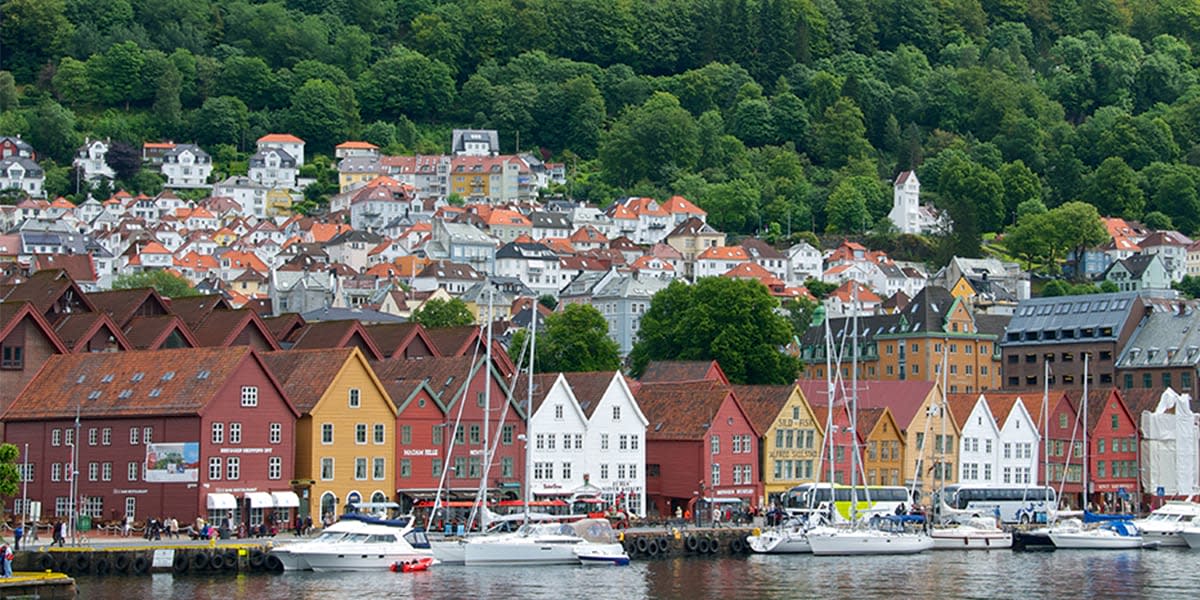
[206,493,237,510]
[244,492,274,508]
[271,491,300,508]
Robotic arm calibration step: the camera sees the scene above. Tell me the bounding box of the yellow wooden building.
[733,384,824,503]
[261,347,398,523]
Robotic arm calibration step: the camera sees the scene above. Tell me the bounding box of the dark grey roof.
[666,217,720,238]
[739,238,785,259]
[299,306,407,323]
[451,129,499,153]
[328,229,383,245]
[163,144,210,161]
[0,156,43,177]
[1116,306,1200,368]
[1001,291,1141,346]
[496,241,558,261]
[249,148,296,168]
[1103,254,1160,280]
[529,211,571,229]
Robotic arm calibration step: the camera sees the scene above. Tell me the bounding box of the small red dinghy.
[390,557,435,573]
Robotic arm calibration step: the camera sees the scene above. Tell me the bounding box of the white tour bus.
[936,485,1057,524]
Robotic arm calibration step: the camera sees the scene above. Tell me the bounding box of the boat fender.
[223,550,238,570]
[73,553,91,573]
[657,537,670,555]
[133,555,151,575]
[752,528,761,537]
[35,553,54,571]
[731,538,746,554]
[697,538,711,554]
[985,537,990,547]
[266,554,285,573]
[618,532,624,542]
[113,553,131,572]
[706,537,719,554]
[209,553,226,571]
[190,551,210,571]
[646,538,660,557]
[635,537,649,554]
[94,557,111,576]
[249,550,267,570]
[173,554,190,574]
[685,536,699,552]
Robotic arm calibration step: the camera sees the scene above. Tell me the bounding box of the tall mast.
[481,289,493,528]
[1082,352,1089,511]
[849,284,859,520]
[524,301,537,521]
[1043,358,1050,502]
[940,337,948,492]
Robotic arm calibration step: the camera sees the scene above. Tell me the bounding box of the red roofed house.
[256,134,305,166]
[3,347,299,531]
[0,302,70,421]
[695,246,750,278]
[638,380,762,518]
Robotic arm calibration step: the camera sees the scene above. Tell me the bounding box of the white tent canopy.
[1140,388,1200,496]
[245,492,274,508]
[206,493,237,510]
[271,491,300,508]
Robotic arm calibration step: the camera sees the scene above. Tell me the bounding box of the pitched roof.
[190,308,280,349]
[121,314,199,350]
[260,348,389,414]
[31,254,97,283]
[52,312,131,353]
[639,360,728,385]
[165,295,234,330]
[288,320,384,360]
[363,323,439,359]
[86,288,170,328]
[730,384,794,435]
[638,380,740,441]
[1,269,94,320]
[0,301,69,354]
[258,133,305,144]
[4,347,297,421]
[424,325,481,357]
[796,380,937,432]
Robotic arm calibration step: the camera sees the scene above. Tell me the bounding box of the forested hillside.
[4,0,1200,261]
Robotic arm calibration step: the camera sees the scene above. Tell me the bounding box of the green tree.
[191,96,250,149]
[696,179,761,234]
[629,277,798,384]
[1173,275,1200,299]
[287,79,352,155]
[804,278,837,300]
[824,177,872,233]
[998,161,1043,225]
[215,56,282,111]
[0,443,19,509]
[412,298,475,328]
[26,99,79,163]
[357,48,455,121]
[0,0,74,81]
[524,304,621,373]
[1005,201,1108,276]
[599,92,699,186]
[152,62,184,137]
[1143,211,1174,230]
[112,271,198,298]
[813,97,873,168]
[0,72,16,112]
[86,41,144,109]
[1085,157,1144,219]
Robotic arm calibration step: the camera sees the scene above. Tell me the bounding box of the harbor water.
[74,549,1197,599]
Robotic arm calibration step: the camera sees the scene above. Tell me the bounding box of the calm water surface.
[75,550,1197,599]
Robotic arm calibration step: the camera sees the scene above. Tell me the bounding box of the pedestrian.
[122,514,132,537]
[13,521,23,552]
[674,505,682,523]
[167,516,179,539]
[0,543,10,578]
[53,520,66,548]
[712,507,722,528]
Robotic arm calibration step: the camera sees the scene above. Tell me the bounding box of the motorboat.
[391,557,436,572]
[1012,528,1055,551]
[1048,519,1145,550]
[747,518,812,554]
[1133,500,1200,547]
[1177,519,1200,549]
[574,544,631,566]
[463,519,627,566]
[931,517,1013,550]
[270,514,433,571]
[806,517,933,556]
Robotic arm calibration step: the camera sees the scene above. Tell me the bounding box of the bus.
[935,485,1057,525]
[782,483,916,523]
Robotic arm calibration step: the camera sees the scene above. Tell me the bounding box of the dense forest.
[4,0,1200,263]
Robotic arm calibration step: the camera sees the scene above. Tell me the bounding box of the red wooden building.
[638,380,762,517]
[1046,390,1084,508]
[3,347,299,531]
[1074,388,1140,512]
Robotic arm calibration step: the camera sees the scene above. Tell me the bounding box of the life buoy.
[697,538,711,554]
[35,553,54,571]
[685,536,699,552]
[249,550,267,570]
[73,553,91,573]
[265,554,284,573]
[133,556,151,574]
[173,554,189,574]
[93,557,111,576]
[209,553,226,571]
[656,537,670,555]
[635,537,649,554]
[190,552,210,571]
[113,553,131,572]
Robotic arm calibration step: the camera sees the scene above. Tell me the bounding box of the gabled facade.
[733,384,823,502]
[161,144,213,189]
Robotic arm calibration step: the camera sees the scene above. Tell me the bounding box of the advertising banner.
[144,442,200,482]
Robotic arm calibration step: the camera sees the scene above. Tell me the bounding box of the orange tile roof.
[336,141,379,150]
[698,246,750,260]
[140,241,170,254]
[310,223,351,243]
[258,133,304,144]
[723,261,781,284]
[662,195,705,215]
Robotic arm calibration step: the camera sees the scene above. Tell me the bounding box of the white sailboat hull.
[430,539,467,564]
[1139,528,1189,547]
[807,530,933,556]
[292,545,433,571]
[930,529,1013,550]
[1177,528,1200,549]
[748,531,811,554]
[463,540,581,566]
[1048,531,1144,550]
[269,546,311,571]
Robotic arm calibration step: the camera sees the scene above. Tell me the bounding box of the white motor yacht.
[1133,500,1200,547]
[463,519,627,566]
[931,517,1013,550]
[271,514,433,571]
[1048,519,1145,550]
[1177,519,1200,549]
[748,518,812,554]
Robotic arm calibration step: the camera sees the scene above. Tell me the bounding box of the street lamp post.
[21,443,28,534]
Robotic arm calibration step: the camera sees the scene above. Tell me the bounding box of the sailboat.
[461,306,629,566]
[1012,361,1059,551]
[806,290,933,556]
[1049,353,1145,550]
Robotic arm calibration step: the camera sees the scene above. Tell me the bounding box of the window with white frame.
[711,435,720,455]
[55,497,70,517]
[241,386,258,407]
[211,422,224,444]
[732,435,741,454]
[102,427,111,446]
[102,462,112,481]
[320,458,334,480]
[601,434,609,450]
[229,423,241,444]
[143,427,152,444]
[630,435,639,450]
[226,457,240,480]
[129,427,139,445]
[629,463,637,479]
[321,423,333,444]
[83,496,103,518]
[209,457,222,480]
[574,434,583,450]
[88,462,98,481]
[613,406,621,420]
[547,434,556,450]
[356,424,367,444]
[51,463,61,482]
[125,497,136,520]
[555,405,563,419]
[270,422,282,444]
[711,463,720,486]
[17,463,33,482]
[618,464,626,479]
[128,462,139,481]
[349,388,361,408]
[619,435,628,451]
[375,424,386,444]
[268,457,282,480]
[600,463,609,479]
[536,434,545,450]
[65,429,74,446]
[373,457,386,480]
[355,458,367,480]
[88,428,98,446]
[562,462,572,479]
[52,429,61,446]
